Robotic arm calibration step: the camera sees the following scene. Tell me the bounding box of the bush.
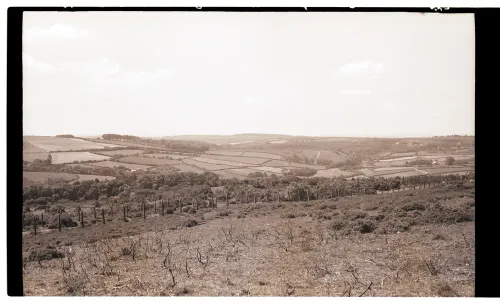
[329,219,347,231]
[344,210,368,221]
[121,247,132,256]
[432,234,447,240]
[401,202,426,212]
[28,248,65,262]
[353,219,376,233]
[288,168,317,177]
[218,210,232,217]
[183,219,198,228]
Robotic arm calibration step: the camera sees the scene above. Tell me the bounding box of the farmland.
[98,149,144,156]
[142,153,193,160]
[23,152,50,162]
[24,136,122,151]
[86,161,153,171]
[23,172,115,187]
[118,156,181,166]
[51,152,111,164]
[23,135,474,181]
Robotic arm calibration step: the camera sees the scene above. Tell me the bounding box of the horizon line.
[23,132,475,139]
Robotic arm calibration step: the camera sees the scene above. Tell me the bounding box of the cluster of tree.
[285,168,317,177]
[102,134,142,142]
[248,171,267,178]
[406,159,433,166]
[55,134,75,138]
[327,156,363,170]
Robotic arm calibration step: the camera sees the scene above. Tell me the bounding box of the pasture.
[98,149,144,156]
[24,136,122,152]
[182,159,235,171]
[23,172,79,186]
[23,172,116,186]
[23,152,50,162]
[241,152,282,159]
[200,154,270,165]
[142,153,193,160]
[192,157,254,167]
[86,161,153,171]
[118,156,181,166]
[51,152,111,164]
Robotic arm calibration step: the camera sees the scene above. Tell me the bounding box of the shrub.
[353,219,376,233]
[401,202,426,212]
[344,210,368,221]
[28,248,65,262]
[218,210,232,217]
[183,219,198,228]
[432,234,447,240]
[329,219,347,231]
[121,247,132,256]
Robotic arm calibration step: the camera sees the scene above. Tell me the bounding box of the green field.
[51,152,111,164]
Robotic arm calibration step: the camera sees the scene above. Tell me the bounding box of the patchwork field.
[23,152,50,162]
[142,153,193,160]
[241,152,282,159]
[205,150,244,156]
[24,136,122,152]
[51,152,111,164]
[23,172,115,186]
[118,156,181,166]
[289,162,327,170]
[200,154,270,165]
[303,150,347,163]
[182,159,234,171]
[86,161,153,171]
[192,157,254,167]
[419,167,474,175]
[23,141,47,153]
[98,149,144,156]
[263,160,291,167]
[22,135,475,181]
[250,166,284,174]
[23,171,79,186]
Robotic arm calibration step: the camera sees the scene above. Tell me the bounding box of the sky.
[23,12,475,138]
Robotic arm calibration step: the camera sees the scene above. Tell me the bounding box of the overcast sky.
[23,12,475,137]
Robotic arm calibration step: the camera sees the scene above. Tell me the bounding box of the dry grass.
[22,186,475,296]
